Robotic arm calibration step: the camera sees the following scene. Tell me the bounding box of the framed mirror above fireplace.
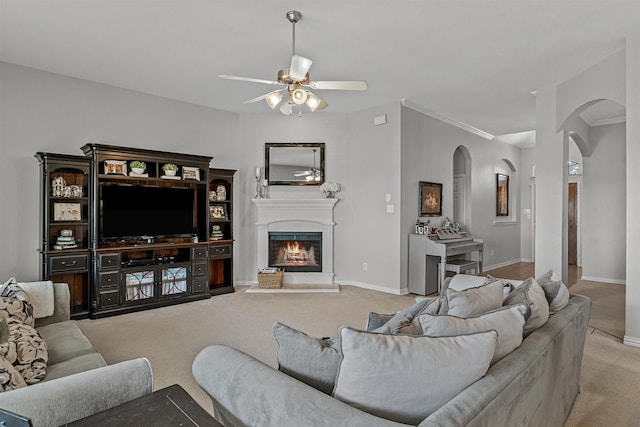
[265,142,325,185]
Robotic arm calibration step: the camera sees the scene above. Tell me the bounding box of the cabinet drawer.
[98,271,119,288]
[209,244,231,259]
[49,254,88,273]
[192,278,208,294]
[191,247,208,260]
[192,262,207,277]
[99,290,119,309]
[98,253,120,269]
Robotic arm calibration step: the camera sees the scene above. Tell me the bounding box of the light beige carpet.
[78,281,637,425]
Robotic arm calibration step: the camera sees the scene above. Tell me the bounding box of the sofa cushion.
[442,279,504,317]
[370,297,441,335]
[36,320,96,365]
[536,270,570,314]
[43,352,107,382]
[17,280,55,319]
[0,354,27,391]
[0,321,48,385]
[333,327,497,425]
[419,304,527,364]
[0,280,35,327]
[272,322,342,395]
[503,277,550,335]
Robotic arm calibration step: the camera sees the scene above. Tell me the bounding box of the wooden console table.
[67,384,220,426]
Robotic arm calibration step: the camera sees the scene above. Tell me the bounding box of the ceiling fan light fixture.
[290,55,313,80]
[280,101,293,116]
[306,93,328,112]
[292,88,308,104]
[265,92,283,109]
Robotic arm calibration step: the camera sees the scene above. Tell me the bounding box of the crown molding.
[401,99,495,141]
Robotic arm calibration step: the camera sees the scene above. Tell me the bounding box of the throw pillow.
[0,354,27,391]
[333,327,497,425]
[446,274,488,291]
[503,277,550,335]
[0,280,34,327]
[272,322,342,395]
[0,321,48,385]
[17,280,55,319]
[365,312,394,331]
[0,315,8,344]
[418,304,527,364]
[370,297,441,335]
[536,270,570,314]
[442,279,504,317]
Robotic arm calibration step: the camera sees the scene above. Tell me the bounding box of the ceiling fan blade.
[218,75,282,86]
[308,80,368,91]
[290,55,313,80]
[243,89,285,105]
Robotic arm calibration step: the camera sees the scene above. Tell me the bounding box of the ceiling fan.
[219,10,368,116]
[293,149,320,181]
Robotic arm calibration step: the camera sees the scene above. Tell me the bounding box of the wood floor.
[484,262,582,287]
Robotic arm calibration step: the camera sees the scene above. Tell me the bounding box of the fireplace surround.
[252,198,338,285]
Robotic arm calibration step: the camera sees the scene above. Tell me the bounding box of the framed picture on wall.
[496,173,509,216]
[419,181,443,217]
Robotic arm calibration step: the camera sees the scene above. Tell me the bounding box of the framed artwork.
[182,166,200,181]
[496,173,509,216]
[104,160,127,175]
[53,202,81,221]
[209,204,228,220]
[419,181,443,217]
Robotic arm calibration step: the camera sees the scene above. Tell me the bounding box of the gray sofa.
[192,294,591,427]
[0,282,153,426]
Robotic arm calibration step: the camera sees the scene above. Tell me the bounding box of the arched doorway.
[452,146,471,230]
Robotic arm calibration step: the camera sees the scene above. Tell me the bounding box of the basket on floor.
[257,270,284,288]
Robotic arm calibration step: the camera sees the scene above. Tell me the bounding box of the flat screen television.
[100,185,195,240]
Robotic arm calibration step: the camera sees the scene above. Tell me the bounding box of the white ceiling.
[1,0,636,137]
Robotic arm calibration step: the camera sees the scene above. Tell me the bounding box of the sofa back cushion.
[536,270,570,314]
[273,322,342,395]
[503,277,549,335]
[333,327,497,425]
[442,279,504,317]
[369,297,441,335]
[419,305,526,364]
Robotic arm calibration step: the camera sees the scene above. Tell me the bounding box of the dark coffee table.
[67,384,221,426]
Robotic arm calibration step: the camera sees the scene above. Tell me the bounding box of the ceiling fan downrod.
[286,10,302,57]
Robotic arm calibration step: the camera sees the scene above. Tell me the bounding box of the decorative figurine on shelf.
[216,184,227,201]
[254,167,263,199]
[52,175,66,197]
[320,182,341,198]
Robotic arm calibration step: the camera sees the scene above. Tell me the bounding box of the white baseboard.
[339,281,409,295]
[520,258,534,263]
[483,258,522,272]
[580,276,626,285]
[623,335,640,348]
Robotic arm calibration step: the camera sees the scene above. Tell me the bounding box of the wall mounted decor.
[265,142,325,185]
[496,173,509,216]
[419,181,442,217]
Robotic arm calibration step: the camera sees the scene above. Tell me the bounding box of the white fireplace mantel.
[252,198,338,285]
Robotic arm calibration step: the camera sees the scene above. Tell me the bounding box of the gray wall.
[519,147,535,262]
[581,122,626,282]
[0,62,238,280]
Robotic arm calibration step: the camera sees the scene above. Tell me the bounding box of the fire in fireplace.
[269,232,322,272]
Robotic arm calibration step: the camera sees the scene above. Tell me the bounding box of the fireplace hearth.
[269,232,322,272]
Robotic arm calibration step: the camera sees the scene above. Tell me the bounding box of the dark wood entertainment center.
[36,144,235,318]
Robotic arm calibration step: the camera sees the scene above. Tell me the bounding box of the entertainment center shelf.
[37,144,236,319]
